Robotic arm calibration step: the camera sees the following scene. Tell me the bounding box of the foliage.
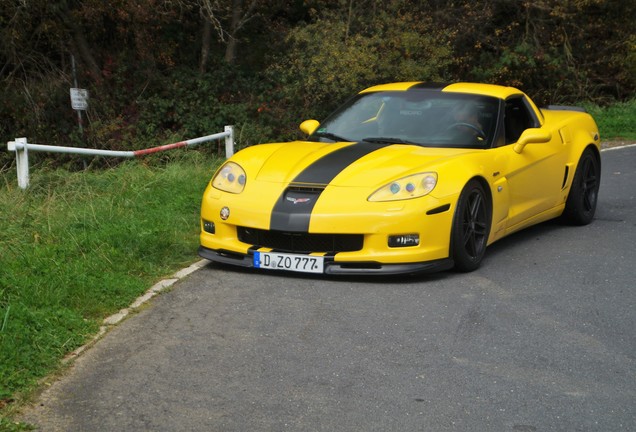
[429,0,635,104]
[2,0,634,164]
[0,417,32,432]
[269,2,454,121]
[0,152,221,409]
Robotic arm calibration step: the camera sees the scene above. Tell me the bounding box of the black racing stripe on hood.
[293,141,385,184]
[270,142,387,232]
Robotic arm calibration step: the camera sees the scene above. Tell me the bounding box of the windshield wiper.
[362,136,421,145]
[312,131,351,142]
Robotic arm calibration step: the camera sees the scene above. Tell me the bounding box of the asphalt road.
[21,146,636,431]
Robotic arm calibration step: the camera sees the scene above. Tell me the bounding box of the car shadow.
[478,218,582,267]
[200,258,451,284]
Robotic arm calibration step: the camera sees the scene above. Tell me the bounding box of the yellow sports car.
[199,82,601,275]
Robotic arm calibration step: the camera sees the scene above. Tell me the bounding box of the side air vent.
[562,166,569,189]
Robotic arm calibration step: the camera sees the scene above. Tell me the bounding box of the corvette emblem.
[286,197,311,204]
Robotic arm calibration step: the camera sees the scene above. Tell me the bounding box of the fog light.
[203,220,215,234]
[388,234,419,247]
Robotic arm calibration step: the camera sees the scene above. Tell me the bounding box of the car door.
[497,96,567,230]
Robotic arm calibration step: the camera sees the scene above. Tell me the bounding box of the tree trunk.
[71,24,102,82]
[57,9,102,82]
[200,19,213,73]
[224,37,237,64]
[224,0,243,64]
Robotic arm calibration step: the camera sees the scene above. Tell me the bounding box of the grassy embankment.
[0,150,221,430]
[0,100,634,430]
[585,98,636,141]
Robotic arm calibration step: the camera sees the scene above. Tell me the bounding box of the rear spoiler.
[543,105,587,112]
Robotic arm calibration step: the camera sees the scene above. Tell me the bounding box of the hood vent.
[287,184,326,193]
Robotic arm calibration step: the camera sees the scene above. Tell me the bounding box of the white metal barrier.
[6,126,234,189]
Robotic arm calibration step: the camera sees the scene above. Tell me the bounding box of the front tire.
[451,180,492,272]
[562,148,600,225]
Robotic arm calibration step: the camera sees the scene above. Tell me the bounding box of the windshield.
[310,90,500,148]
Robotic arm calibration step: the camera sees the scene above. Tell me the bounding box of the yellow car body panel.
[199,82,601,275]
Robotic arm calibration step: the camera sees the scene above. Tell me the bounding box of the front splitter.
[198,246,453,275]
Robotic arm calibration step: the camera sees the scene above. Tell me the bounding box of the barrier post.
[224,125,234,158]
[9,138,30,189]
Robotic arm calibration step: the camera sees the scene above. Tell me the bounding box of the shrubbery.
[1,0,634,170]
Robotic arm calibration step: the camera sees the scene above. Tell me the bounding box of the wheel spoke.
[469,193,483,219]
[460,190,487,258]
[582,158,592,178]
[463,226,476,255]
[474,221,488,235]
[581,158,598,211]
[467,235,477,257]
[583,189,597,211]
[584,174,597,189]
[462,222,473,246]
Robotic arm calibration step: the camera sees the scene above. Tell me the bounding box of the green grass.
[0,151,221,426]
[584,98,636,141]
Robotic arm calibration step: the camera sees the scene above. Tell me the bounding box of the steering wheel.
[446,122,486,140]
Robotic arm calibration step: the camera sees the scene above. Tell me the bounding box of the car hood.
[249,140,476,187]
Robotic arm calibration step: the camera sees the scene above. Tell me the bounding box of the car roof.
[360,82,525,100]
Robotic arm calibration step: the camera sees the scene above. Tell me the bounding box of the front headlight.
[368,172,437,202]
[212,162,246,194]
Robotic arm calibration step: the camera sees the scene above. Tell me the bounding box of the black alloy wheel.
[452,179,492,272]
[562,148,600,225]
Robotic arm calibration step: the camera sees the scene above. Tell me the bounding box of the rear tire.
[451,180,492,272]
[562,148,600,225]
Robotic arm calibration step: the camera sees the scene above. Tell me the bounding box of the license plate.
[253,251,324,274]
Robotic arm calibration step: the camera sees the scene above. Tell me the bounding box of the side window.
[504,97,535,144]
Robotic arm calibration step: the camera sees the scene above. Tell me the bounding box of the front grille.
[238,227,363,254]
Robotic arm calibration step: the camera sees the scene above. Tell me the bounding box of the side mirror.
[513,128,552,153]
[299,119,320,136]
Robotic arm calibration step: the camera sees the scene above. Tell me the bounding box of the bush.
[267,9,454,121]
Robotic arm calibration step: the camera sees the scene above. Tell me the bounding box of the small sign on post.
[70,88,89,111]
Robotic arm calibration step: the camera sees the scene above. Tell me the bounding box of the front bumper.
[200,180,458,275]
[198,246,454,275]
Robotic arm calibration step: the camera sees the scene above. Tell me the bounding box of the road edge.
[62,259,209,363]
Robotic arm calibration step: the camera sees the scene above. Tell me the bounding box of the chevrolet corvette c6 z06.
[199,82,601,275]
